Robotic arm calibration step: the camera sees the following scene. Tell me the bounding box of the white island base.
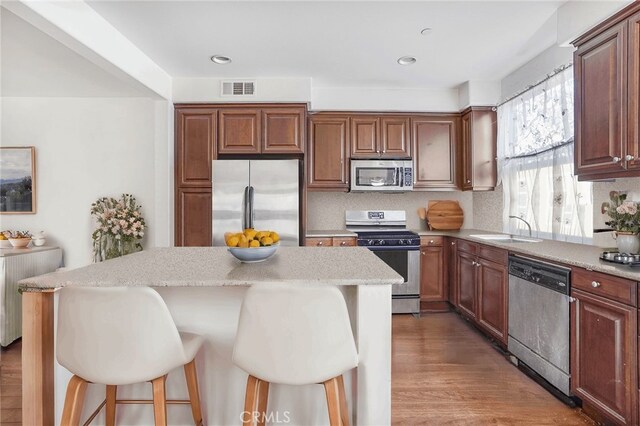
[53,285,391,425]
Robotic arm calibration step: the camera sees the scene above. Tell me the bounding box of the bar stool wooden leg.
[336,375,350,426]
[151,375,168,426]
[106,385,117,426]
[324,376,349,426]
[184,359,203,426]
[61,375,88,426]
[243,375,269,426]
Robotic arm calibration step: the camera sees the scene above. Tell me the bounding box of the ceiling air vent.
[221,81,256,97]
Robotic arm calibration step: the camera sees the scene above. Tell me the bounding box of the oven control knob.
[377,239,385,246]
[367,239,374,246]
[398,239,405,245]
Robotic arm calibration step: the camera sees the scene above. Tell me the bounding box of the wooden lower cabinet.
[305,236,356,247]
[447,238,458,307]
[457,250,477,319]
[420,242,447,312]
[175,187,212,247]
[571,288,637,425]
[476,258,508,343]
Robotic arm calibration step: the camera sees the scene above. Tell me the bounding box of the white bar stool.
[233,284,358,426]
[57,287,205,426]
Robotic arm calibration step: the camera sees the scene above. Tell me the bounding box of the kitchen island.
[19,247,402,426]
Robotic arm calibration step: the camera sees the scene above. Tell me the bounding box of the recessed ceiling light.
[210,55,231,64]
[420,28,433,36]
[397,56,417,66]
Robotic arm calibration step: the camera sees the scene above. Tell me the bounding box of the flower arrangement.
[601,191,640,234]
[91,194,146,262]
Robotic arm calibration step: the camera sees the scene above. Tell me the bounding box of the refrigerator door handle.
[248,186,255,229]
[242,186,249,230]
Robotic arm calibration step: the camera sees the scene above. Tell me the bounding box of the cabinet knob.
[612,156,621,163]
[318,241,324,246]
[421,251,426,255]
[451,241,456,246]
[429,240,435,245]
[476,262,481,268]
[591,280,601,288]
[569,297,576,303]
[466,179,471,184]
[625,154,635,161]
[340,241,346,246]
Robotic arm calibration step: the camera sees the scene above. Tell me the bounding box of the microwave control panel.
[403,168,413,187]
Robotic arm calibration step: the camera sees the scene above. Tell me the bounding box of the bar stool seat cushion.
[232,285,358,386]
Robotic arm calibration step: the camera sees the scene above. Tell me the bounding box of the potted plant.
[601,191,640,254]
[91,194,146,262]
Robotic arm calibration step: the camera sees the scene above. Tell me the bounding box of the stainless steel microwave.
[350,159,413,192]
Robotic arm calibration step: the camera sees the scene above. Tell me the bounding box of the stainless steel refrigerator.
[212,160,300,246]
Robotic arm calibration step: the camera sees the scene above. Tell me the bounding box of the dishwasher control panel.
[508,255,571,295]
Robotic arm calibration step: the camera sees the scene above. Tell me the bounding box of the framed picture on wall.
[0,147,36,214]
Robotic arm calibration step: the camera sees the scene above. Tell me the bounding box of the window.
[497,66,592,243]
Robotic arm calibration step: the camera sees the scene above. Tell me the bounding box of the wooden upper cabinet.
[412,116,458,189]
[460,107,497,191]
[218,109,262,154]
[175,109,216,187]
[261,107,305,154]
[307,116,350,190]
[571,288,637,425]
[574,22,627,176]
[626,12,640,170]
[380,116,411,158]
[350,116,380,157]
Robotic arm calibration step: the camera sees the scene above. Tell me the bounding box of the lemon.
[249,240,260,248]
[261,236,274,246]
[238,239,249,248]
[270,232,280,243]
[227,236,239,247]
[244,229,257,240]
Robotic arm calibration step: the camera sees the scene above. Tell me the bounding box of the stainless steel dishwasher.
[508,255,573,401]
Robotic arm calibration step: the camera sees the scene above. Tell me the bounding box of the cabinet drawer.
[457,240,477,254]
[572,267,637,307]
[420,236,443,247]
[332,237,356,247]
[305,237,333,247]
[478,245,507,265]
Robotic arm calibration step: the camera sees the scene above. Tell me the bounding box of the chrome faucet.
[509,215,532,237]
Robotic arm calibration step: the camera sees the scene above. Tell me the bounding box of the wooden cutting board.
[426,200,464,230]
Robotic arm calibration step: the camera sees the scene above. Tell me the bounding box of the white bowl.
[228,243,279,263]
[0,240,12,248]
[9,238,31,248]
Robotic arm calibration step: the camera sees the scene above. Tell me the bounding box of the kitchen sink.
[469,234,542,243]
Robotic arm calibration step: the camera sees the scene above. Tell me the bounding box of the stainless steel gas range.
[346,210,420,315]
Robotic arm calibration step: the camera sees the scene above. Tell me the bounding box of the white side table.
[0,246,62,346]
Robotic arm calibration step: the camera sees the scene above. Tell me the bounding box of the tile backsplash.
[307,191,474,231]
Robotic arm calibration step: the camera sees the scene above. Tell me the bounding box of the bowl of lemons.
[225,229,280,263]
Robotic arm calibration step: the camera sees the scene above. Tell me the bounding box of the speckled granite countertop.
[18,247,403,291]
[306,230,357,238]
[415,229,640,281]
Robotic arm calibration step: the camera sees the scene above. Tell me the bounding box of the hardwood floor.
[1,340,21,425]
[392,313,593,425]
[0,314,593,425]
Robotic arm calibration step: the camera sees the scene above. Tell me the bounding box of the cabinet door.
[175,187,212,247]
[380,116,411,158]
[448,239,458,307]
[304,237,333,247]
[420,245,446,302]
[627,12,640,170]
[575,22,627,176]
[262,108,305,154]
[460,111,473,190]
[175,109,216,187]
[307,116,350,190]
[350,116,379,158]
[218,109,261,154]
[477,259,508,344]
[412,116,458,189]
[456,250,477,319]
[571,288,637,425]
[332,237,356,247]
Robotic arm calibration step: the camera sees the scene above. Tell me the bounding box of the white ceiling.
[86,1,568,89]
[1,8,152,97]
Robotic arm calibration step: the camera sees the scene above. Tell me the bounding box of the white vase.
[615,232,640,254]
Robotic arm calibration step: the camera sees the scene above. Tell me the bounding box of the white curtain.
[497,66,593,243]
